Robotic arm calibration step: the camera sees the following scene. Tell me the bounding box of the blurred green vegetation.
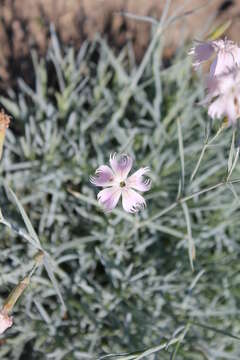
[0,25,240,360]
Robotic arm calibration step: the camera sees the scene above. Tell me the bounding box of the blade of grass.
[182,202,195,271]
[177,117,185,189]
[43,255,66,311]
[190,125,224,182]
[227,129,236,174]
[171,323,190,360]
[190,321,240,341]
[6,186,66,310]
[7,186,41,246]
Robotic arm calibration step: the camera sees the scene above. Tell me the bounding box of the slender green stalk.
[0,218,42,250]
[190,125,224,182]
[227,130,239,181]
[138,178,240,231]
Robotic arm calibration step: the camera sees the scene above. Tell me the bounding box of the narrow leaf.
[207,19,232,41]
[182,202,195,271]
[43,254,66,311]
[190,321,240,341]
[228,130,235,173]
[177,118,185,189]
[7,186,41,246]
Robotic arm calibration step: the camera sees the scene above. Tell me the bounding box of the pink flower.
[90,153,151,213]
[204,67,240,124]
[0,311,13,334]
[189,39,240,76]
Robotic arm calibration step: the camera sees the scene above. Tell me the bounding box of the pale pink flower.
[204,67,240,124]
[90,153,151,213]
[0,311,13,334]
[189,39,240,76]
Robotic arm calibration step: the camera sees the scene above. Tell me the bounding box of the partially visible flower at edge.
[0,253,43,335]
[0,311,13,335]
[189,38,240,77]
[0,109,11,160]
[90,153,151,213]
[203,66,240,124]
[0,276,30,335]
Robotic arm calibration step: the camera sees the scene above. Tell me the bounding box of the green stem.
[2,276,30,314]
[0,218,42,250]
[190,125,224,182]
[139,178,240,231]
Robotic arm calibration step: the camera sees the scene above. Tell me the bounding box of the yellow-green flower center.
[119,181,126,188]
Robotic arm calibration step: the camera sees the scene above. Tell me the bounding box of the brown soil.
[0,0,239,91]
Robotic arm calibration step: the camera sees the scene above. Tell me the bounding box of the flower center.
[119,181,126,188]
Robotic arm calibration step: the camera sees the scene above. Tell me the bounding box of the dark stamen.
[119,181,126,188]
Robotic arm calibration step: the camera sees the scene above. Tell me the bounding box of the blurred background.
[0,0,239,91]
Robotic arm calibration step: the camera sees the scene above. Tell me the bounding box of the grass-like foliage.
[1,21,240,359]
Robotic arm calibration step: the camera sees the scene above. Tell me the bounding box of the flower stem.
[139,178,240,231]
[2,276,30,315]
[190,125,224,182]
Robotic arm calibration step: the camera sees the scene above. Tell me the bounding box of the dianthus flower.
[189,38,240,76]
[0,311,13,334]
[90,153,151,213]
[204,67,240,124]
